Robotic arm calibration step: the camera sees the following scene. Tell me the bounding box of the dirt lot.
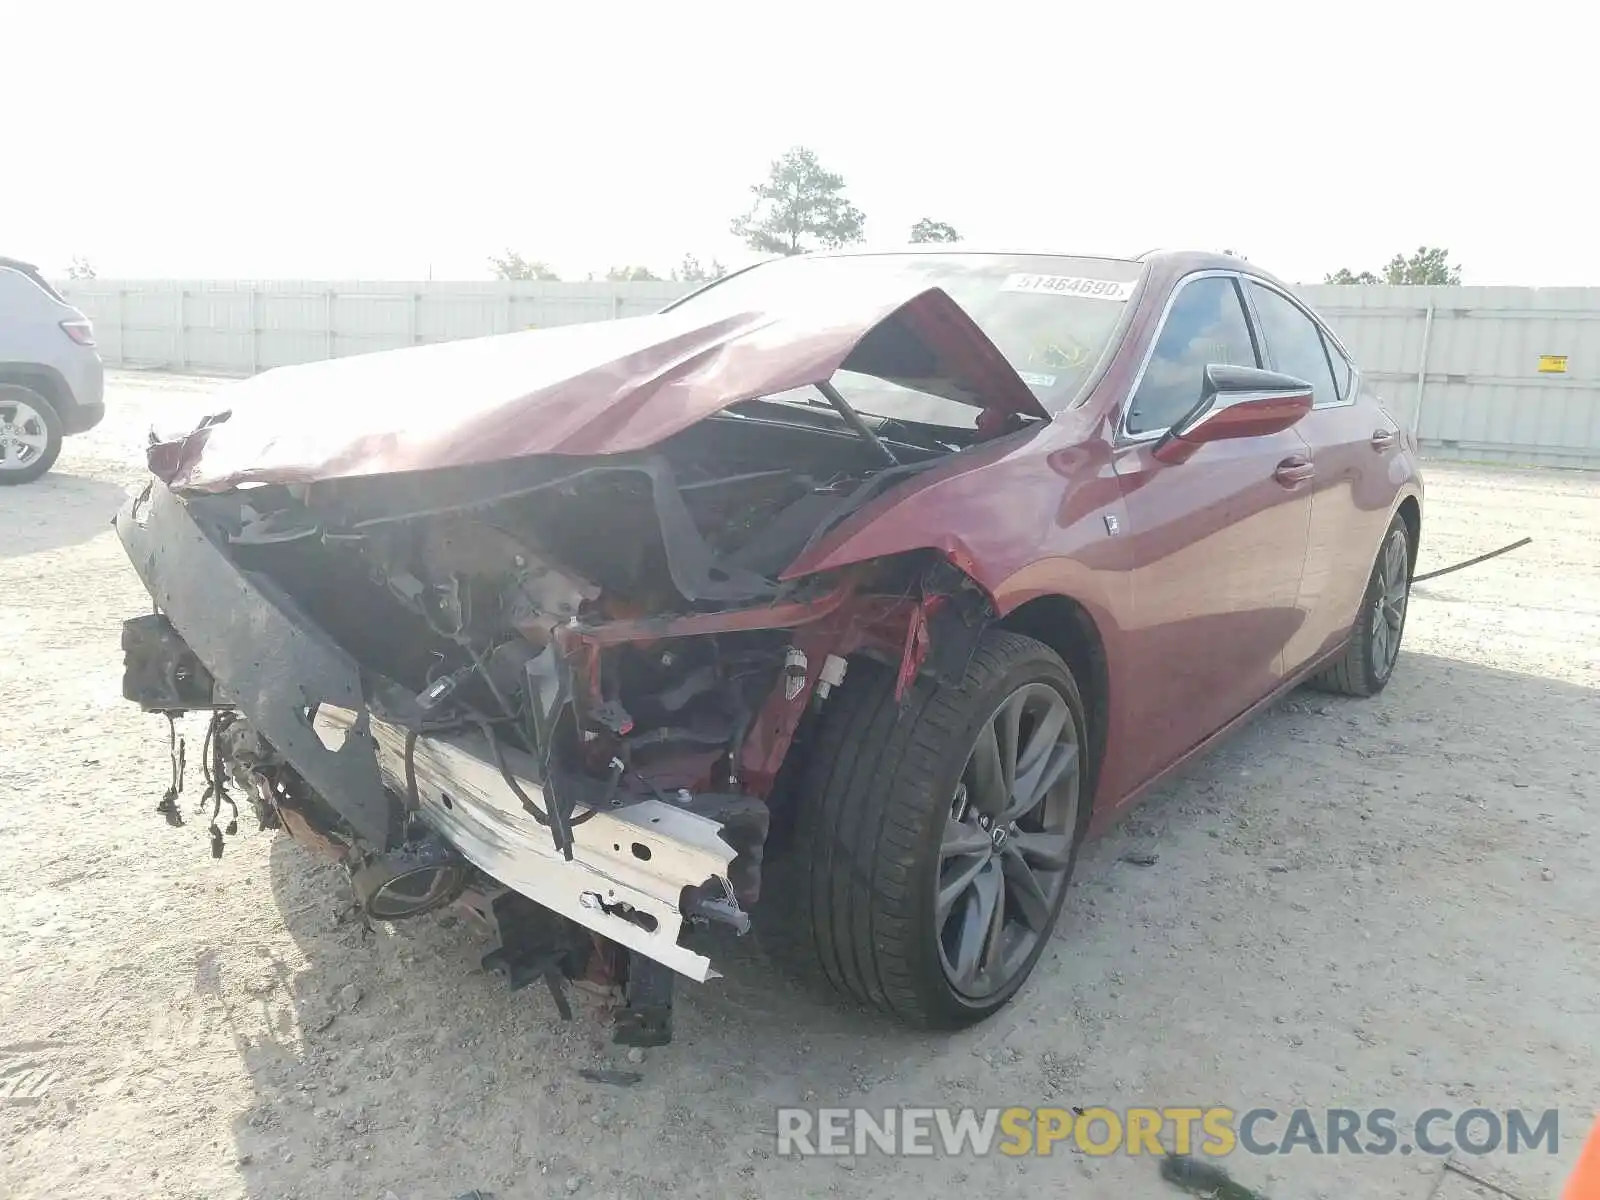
[2,371,1596,1200]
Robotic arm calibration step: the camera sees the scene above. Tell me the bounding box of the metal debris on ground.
[1159,1153,1271,1199]
[1413,537,1531,583]
[576,1068,643,1087]
[1434,1155,1534,1200]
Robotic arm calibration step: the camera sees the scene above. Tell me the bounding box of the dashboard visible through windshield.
[663,251,1143,429]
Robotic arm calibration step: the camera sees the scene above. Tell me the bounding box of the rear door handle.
[1370,429,1397,452]
[1274,455,1315,487]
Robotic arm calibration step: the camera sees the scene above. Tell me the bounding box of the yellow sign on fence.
[1537,355,1568,373]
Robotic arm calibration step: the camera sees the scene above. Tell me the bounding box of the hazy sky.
[5,1,1592,285]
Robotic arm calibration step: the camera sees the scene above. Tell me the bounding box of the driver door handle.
[1370,429,1397,452]
[1274,455,1315,487]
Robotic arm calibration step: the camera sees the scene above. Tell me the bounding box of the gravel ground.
[2,371,1596,1200]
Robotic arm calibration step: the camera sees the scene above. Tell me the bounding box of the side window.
[1126,276,1258,435]
[1247,283,1340,408]
[1322,331,1353,402]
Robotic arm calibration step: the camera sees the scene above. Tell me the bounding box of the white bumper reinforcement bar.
[313,705,739,982]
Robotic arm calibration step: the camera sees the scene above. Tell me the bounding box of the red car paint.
[154,247,1423,840]
[1150,389,1314,464]
[147,281,1046,493]
[777,250,1422,828]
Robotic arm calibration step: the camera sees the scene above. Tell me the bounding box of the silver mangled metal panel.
[313,706,738,981]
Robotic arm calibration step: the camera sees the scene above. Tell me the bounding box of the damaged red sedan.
[116,249,1422,1044]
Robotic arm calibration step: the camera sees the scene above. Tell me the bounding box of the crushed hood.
[150,281,1047,492]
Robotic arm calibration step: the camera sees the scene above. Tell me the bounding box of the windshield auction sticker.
[1000,274,1133,300]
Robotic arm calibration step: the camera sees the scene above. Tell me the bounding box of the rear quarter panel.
[1288,366,1424,668]
[0,267,103,425]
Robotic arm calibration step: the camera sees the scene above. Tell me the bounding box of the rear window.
[0,257,68,303]
[665,252,1141,422]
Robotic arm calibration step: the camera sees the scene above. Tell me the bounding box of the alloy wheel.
[936,681,1080,999]
[0,396,50,472]
[1369,528,1409,678]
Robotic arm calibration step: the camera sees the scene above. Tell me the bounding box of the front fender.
[780,427,1128,625]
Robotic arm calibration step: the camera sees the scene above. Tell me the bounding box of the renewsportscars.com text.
[774,1106,1562,1159]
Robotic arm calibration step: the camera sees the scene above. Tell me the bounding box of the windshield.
[664,251,1141,425]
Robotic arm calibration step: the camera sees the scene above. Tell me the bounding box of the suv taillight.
[60,319,96,347]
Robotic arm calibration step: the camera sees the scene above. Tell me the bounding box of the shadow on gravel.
[226,833,930,1199]
[217,649,1597,1200]
[1,472,126,558]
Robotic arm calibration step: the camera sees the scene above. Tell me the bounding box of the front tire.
[1310,513,1412,697]
[761,630,1091,1028]
[0,385,63,485]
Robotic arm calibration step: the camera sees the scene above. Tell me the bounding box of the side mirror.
[1153,364,1314,464]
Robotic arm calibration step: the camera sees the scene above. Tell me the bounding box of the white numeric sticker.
[1000,274,1133,301]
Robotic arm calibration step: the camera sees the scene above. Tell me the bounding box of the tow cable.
[1413,537,1532,583]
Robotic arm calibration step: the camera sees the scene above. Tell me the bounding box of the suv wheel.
[0,385,63,485]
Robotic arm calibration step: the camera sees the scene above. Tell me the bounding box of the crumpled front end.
[116,395,997,1040]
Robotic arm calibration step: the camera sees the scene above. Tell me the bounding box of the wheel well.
[0,366,68,414]
[1397,496,1421,570]
[999,595,1109,800]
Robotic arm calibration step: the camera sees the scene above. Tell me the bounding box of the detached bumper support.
[614,955,675,1048]
[478,890,585,1021]
[474,889,678,1044]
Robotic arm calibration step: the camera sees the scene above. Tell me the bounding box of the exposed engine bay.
[118,399,1003,1044]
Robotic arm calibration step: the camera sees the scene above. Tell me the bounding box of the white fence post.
[1410,301,1436,437]
[250,287,261,374]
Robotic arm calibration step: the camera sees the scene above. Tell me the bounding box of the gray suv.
[0,256,106,483]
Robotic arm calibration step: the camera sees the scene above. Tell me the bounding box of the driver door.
[1107,273,1314,800]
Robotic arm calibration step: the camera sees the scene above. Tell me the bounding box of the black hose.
[402,729,419,811]
[465,645,519,724]
[464,644,597,848]
[476,718,551,830]
[1413,537,1531,583]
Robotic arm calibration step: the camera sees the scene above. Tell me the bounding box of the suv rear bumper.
[61,398,104,435]
[58,353,105,434]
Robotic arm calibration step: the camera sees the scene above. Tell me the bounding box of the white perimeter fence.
[54,278,1600,470]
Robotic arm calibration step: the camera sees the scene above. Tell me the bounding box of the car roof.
[805,244,1141,264]
[795,244,1263,278]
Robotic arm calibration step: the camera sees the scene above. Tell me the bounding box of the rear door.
[1109,272,1314,798]
[1242,280,1400,672]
